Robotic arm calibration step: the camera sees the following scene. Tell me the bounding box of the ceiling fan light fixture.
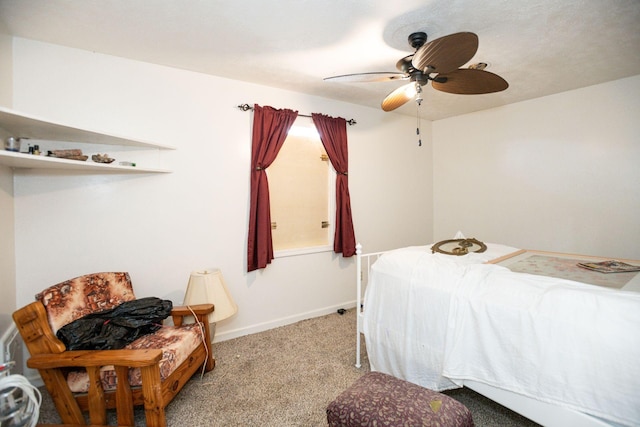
[404,83,418,98]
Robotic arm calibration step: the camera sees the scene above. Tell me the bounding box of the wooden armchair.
[12,272,215,427]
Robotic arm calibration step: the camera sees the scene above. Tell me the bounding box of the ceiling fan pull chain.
[416,84,422,146]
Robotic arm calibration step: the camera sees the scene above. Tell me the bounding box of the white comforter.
[362,244,640,427]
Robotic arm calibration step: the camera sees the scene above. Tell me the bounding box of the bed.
[355,242,640,427]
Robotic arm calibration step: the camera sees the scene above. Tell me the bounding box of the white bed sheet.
[362,244,640,427]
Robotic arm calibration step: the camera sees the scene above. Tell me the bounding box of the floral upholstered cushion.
[327,371,474,427]
[35,272,136,334]
[66,323,205,392]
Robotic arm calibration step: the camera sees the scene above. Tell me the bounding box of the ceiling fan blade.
[432,69,508,94]
[412,32,478,74]
[324,72,408,83]
[381,83,416,112]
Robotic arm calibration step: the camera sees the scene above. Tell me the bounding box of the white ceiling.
[0,0,639,121]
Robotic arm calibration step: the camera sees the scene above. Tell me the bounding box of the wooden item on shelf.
[91,153,115,163]
[46,149,88,161]
[49,149,84,158]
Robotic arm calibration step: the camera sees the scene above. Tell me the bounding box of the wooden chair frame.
[13,301,215,427]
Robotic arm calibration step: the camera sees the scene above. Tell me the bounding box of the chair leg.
[201,321,215,372]
[86,366,107,425]
[40,369,86,425]
[115,366,135,426]
[140,364,166,427]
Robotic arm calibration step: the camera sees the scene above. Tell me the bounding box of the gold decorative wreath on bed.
[431,238,487,256]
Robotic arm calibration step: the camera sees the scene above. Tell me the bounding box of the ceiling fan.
[324,31,508,112]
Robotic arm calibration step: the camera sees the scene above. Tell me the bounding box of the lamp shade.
[183,269,238,323]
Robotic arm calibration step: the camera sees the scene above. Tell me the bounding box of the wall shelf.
[0,106,173,173]
[0,150,170,173]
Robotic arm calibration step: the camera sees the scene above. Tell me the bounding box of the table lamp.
[183,269,238,341]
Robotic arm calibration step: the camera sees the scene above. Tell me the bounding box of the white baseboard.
[213,300,357,343]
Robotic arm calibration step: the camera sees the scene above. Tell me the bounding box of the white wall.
[0,33,15,318]
[9,38,433,341]
[0,164,14,317]
[0,33,12,105]
[433,75,640,259]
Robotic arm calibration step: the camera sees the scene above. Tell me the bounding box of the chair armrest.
[170,304,214,343]
[171,303,214,317]
[27,348,163,370]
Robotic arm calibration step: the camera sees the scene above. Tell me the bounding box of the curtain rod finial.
[237,104,253,112]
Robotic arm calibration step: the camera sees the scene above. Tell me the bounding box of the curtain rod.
[236,104,356,125]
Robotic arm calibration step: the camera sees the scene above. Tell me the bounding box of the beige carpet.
[36,308,539,426]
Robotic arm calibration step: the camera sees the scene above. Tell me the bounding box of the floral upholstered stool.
[327,371,474,427]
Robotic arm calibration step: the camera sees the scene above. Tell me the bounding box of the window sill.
[274,245,333,258]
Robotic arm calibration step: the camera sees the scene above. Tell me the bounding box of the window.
[267,119,335,256]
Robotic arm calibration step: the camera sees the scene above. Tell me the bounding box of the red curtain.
[312,113,356,257]
[247,105,298,272]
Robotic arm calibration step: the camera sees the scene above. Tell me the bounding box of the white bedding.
[362,244,640,427]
